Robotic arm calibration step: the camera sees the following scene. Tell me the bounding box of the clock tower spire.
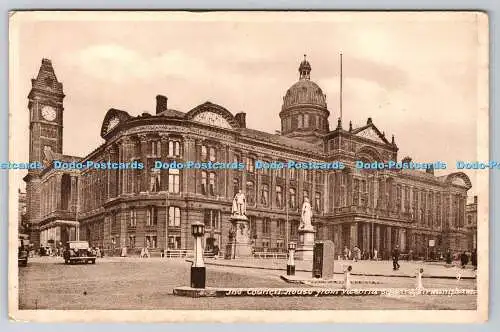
[27,58,65,165]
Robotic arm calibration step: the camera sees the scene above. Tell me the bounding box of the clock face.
[107,116,120,133]
[41,106,57,121]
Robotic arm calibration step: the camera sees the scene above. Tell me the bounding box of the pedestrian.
[460,251,469,268]
[352,246,360,262]
[471,249,477,270]
[445,249,452,264]
[343,246,349,260]
[392,245,401,271]
[373,248,378,261]
[213,243,220,259]
[343,265,352,290]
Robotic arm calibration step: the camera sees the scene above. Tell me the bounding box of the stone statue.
[232,190,246,216]
[300,197,313,230]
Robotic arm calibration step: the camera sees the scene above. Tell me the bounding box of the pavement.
[18,257,477,310]
[195,258,477,279]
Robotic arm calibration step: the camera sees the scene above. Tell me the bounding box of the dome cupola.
[279,55,330,141]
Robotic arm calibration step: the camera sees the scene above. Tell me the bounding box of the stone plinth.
[229,214,252,258]
[295,228,315,261]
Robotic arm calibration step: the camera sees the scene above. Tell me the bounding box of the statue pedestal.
[296,227,315,261]
[229,215,252,258]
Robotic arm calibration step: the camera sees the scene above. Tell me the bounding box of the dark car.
[63,241,96,264]
[18,238,29,267]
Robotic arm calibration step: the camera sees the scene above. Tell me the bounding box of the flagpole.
[340,52,343,122]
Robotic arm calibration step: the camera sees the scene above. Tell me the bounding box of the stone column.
[400,228,406,251]
[386,226,392,256]
[227,147,235,199]
[121,136,134,194]
[375,225,381,252]
[70,175,78,212]
[362,223,370,254]
[350,222,358,248]
[139,134,149,193]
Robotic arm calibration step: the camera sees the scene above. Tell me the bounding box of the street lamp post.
[191,222,206,289]
[287,241,296,276]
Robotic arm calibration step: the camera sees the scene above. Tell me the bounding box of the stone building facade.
[24,57,476,258]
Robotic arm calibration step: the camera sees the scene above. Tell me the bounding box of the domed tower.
[280,55,330,142]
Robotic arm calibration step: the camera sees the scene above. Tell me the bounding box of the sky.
[9,12,486,196]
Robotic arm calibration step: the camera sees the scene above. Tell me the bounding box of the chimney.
[235,112,246,128]
[156,95,168,114]
[474,195,478,204]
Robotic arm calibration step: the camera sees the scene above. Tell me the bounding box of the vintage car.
[63,241,96,264]
[18,238,29,267]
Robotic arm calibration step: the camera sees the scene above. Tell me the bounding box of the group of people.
[342,246,379,262]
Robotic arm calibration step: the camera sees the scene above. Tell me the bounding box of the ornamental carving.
[356,127,386,144]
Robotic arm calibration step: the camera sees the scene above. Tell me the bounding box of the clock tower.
[24,59,65,247]
[27,58,65,166]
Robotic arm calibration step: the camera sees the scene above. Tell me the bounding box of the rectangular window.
[129,208,136,227]
[262,239,270,250]
[146,206,157,226]
[168,236,181,249]
[168,206,181,227]
[262,218,271,235]
[276,239,284,250]
[277,220,285,236]
[129,235,136,248]
[168,169,180,193]
[145,235,157,249]
[151,140,161,157]
[203,209,220,229]
[290,221,299,238]
[289,168,296,180]
[168,140,181,157]
[201,171,207,195]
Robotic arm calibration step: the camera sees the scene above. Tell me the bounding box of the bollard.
[416,268,424,290]
[190,222,206,289]
[343,265,352,289]
[287,242,296,276]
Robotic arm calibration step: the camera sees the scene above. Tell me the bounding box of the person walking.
[373,248,378,261]
[343,246,349,260]
[460,251,469,268]
[471,249,477,270]
[392,245,401,271]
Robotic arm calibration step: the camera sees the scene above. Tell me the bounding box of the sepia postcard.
[8,11,489,323]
